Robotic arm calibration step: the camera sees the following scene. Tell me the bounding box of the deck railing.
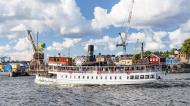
[48,65,162,74]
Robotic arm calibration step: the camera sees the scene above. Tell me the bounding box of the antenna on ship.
[116,0,135,55]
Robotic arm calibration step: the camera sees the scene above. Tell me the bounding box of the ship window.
[83,76,85,79]
[150,75,154,79]
[87,76,89,79]
[119,76,122,79]
[130,75,134,79]
[145,75,149,79]
[135,75,139,79]
[78,76,80,79]
[96,76,98,79]
[110,76,112,80]
[140,75,144,79]
[105,76,107,80]
[101,76,103,79]
[115,76,117,80]
[65,75,67,78]
[127,76,129,79]
[91,76,93,79]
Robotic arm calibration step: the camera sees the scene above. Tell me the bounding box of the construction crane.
[116,0,135,54]
[27,30,45,71]
[116,32,127,53]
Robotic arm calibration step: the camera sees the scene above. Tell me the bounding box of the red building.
[48,57,72,66]
[147,53,166,65]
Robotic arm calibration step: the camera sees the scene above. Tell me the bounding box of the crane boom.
[116,0,135,54]
[27,30,37,52]
[127,0,134,24]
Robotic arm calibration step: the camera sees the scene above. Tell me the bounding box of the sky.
[0,0,190,61]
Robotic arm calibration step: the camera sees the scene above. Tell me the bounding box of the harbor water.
[0,73,190,106]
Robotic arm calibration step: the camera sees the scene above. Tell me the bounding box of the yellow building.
[96,55,106,62]
[119,59,133,65]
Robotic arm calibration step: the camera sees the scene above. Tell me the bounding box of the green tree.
[134,53,141,60]
[144,51,151,57]
[181,38,190,55]
[170,48,177,55]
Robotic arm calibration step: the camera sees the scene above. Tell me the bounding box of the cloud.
[47,38,81,51]
[84,35,119,51]
[0,0,95,40]
[92,0,190,30]
[14,37,31,51]
[83,30,169,53]
[168,28,190,49]
[0,45,10,53]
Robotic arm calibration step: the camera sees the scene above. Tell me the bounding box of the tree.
[144,51,151,57]
[134,53,141,60]
[181,38,190,55]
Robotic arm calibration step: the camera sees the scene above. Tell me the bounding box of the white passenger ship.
[35,65,164,85]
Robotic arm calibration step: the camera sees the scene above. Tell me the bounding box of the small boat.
[35,65,164,85]
[0,71,10,76]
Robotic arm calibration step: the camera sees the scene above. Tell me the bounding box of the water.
[0,74,190,106]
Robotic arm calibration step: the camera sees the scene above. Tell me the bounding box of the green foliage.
[134,54,141,60]
[144,51,151,57]
[181,38,190,55]
[161,50,170,57]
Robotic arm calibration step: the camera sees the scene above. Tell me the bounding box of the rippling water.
[0,73,190,106]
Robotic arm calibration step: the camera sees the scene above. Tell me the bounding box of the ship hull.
[35,71,161,85]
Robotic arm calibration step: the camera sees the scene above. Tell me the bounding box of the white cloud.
[127,30,168,51]
[168,28,190,49]
[8,51,32,61]
[83,30,169,53]
[0,0,95,39]
[47,38,81,51]
[0,45,10,53]
[10,24,26,32]
[84,35,119,51]
[14,37,31,51]
[92,0,190,30]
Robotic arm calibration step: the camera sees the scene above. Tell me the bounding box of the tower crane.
[116,0,135,54]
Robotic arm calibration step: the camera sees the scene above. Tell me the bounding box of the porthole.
[119,76,122,79]
[115,76,117,80]
[83,76,85,79]
[91,76,93,79]
[87,76,89,79]
[110,76,112,80]
[105,76,107,80]
[78,76,80,79]
[65,75,67,78]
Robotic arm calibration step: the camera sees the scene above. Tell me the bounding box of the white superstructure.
[35,65,164,85]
